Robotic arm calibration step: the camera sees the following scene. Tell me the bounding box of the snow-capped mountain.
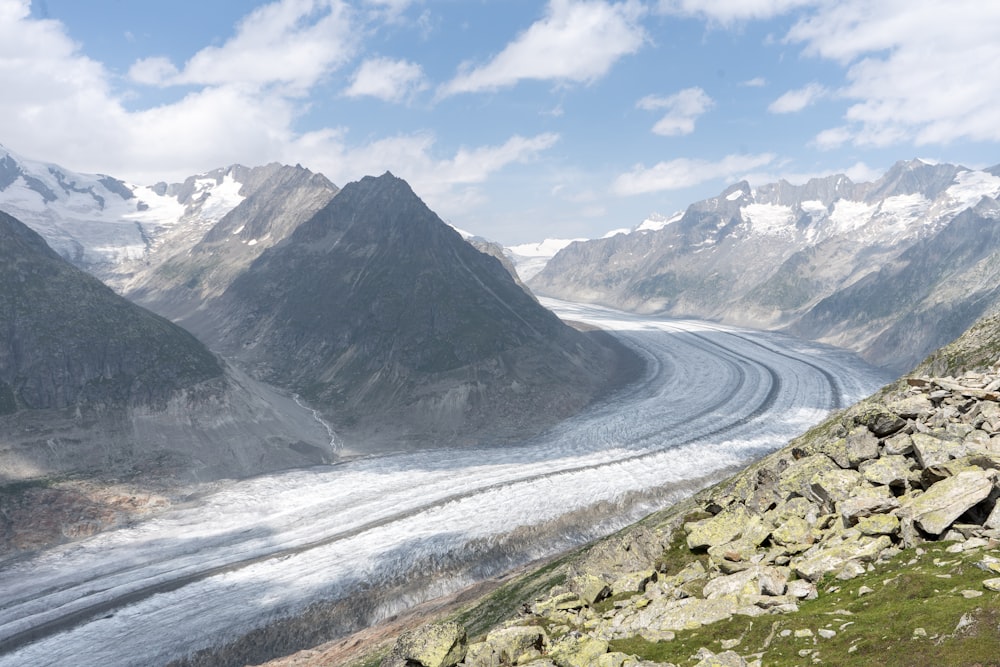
[506,237,587,281]
[531,159,1000,372]
[0,144,252,276]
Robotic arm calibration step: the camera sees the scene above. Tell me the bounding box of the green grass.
[609,542,1000,666]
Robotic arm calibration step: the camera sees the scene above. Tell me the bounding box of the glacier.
[0,301,890,666]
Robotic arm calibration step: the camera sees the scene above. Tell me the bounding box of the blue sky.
[2,0,999,243]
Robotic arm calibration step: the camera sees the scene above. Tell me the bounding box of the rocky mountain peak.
[866,158,965,202]
[206,172,633,450]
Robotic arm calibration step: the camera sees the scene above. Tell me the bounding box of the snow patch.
[635,211,682,232]
[742,203,796,238]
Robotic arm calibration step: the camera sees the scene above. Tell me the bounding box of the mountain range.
[0,147,634,469]
[530,159,1000,372]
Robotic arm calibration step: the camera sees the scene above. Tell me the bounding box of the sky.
[1,0,999,244]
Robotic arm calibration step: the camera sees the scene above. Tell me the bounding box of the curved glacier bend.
[0,300,891,666]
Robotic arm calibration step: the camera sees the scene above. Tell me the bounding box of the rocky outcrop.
[380,360,1000,666]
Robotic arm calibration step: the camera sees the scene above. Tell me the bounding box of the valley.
[0,301,888,667]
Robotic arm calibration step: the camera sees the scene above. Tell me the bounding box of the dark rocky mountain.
[0,210,333,484]
[531,159,1000,373]
[192,172,634,451]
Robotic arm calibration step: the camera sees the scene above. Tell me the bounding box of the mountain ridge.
[530,159,1000,372]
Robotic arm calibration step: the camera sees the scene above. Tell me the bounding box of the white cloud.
[786,0,1000,147]
[768,82,827,113]
[295,131,560,218]
[656,0,817,24]
[344,57,427,102]
[440,0,646,96]
[637,87,714,136]
[612,153,776,195]
[741,77,767,87]
[129,0,358,94]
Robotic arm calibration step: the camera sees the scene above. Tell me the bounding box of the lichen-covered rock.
[481,626,546,665]
[793,536,892,582]
[382,622,467,667]
[859,455,914,488]
[900,469,994,535]
[776,454,839,500]
[911,433,966,469]
[685,505,749,550]
[569,573,611,605]
[845,427,880,466]
[548,633,609,667]
[692,649,747,667]
[856,513,900,536]
[837,484,899,522]
[810,468,864,509]
[610,569,657,596]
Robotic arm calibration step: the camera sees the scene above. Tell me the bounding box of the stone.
[887,394,933,420]
[810,469,864,510]
[549,634,609,667]
[901,469,994,535]
[382,622,467,667]
[786,579,818,600]
[777,454,840,501]
[686,505,750,550]
[483,626,547,665]
[836,560,867,580]
[570,573,611,605]
[770,516,814,547]
[611,569,657,596]
[838,484,900,522]
[846,427,880,466]
[983,578,1000,592]
[793,628,814,638]
[793,536,892,582]
[857,585,874,596]
[883,432,915,456]
[856,513,900,536]
[961,590,984,598]
[856,408,908,438]
[692,650,746,667]
[818,628,836,639]
[911,433,966,470]
[532,592,585,616]
[859,455,914,488]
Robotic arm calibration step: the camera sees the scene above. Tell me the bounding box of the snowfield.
[0,301,890,666]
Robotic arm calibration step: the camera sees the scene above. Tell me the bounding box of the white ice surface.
[0,301,890,666]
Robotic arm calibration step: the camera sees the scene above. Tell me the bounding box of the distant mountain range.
[530,159,1000,372]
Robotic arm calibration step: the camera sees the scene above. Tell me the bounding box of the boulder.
[770,516,814,548]
[685,505,749,550]
[883,432,914,456]
[548,633,609,667]
[810,469,864,510]
[483,626,546,665]
[838,484,899,522]
[856,513,900,536]
[793,536,892,581]
[777,454,840,500]
[845,427,880,467]
[886,394,933,420]
[381,622,467,667]
[859,455,914,488]
[856,409,907,438]
[912,433,966,469]
[900,469,995,535]
[692,649,747,667]
[610,569,657,596]
[569,573,611,605]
